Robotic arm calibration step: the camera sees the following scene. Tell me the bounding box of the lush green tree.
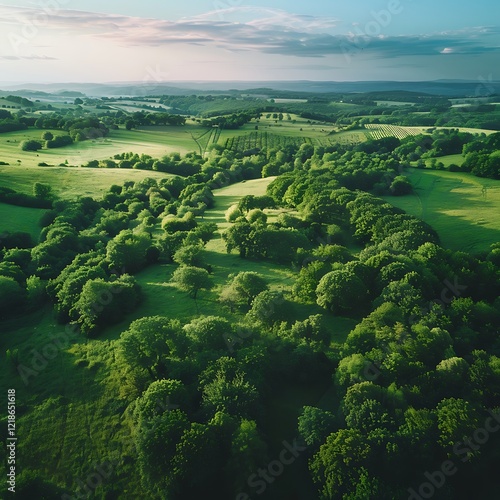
[287,314,330,348]
[41,131,53,141]
[403,325,454,367]
[436,356,469,388]
[171,422,221,495]
[336,354,374,387]
[219,271,268,310]
[225,203,243,223]
[171,266,212,299]
[436,398,480,452]
[246,208,267,224]
[202,370,260,419]
[292,260,332,303]
[134,379,187,421]
[316,270,368,315]
[389,175,413,195]
[310,428,371,499]
[173,244,206,269]
[106,230,152,273]
[161,212,197,233]
[20,139,43,151]
[247,290,289,327]
[0,276,26,317]
[136,409,190,496]
[184,316,231,351]
[225,419,268,492]
[73,275,141,335]
[33,182,53,201]
[119,316,183,379]
[397,407,437,465]
[298,406,337,446]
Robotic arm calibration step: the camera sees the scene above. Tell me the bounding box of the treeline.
[0,109,30,133]
[5,95,34,107]
[33,114,110,141]
[0,186,52,209]
[394,129,500,180]
[85,147,268,181]
[124,111,186,130]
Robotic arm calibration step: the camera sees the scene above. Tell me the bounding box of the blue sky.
[0,0,499,83]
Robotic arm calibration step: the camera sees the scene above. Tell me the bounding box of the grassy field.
[384,168,500,253]
[0,165,172,199]
[0,202,45,240]
[0,126,208,169]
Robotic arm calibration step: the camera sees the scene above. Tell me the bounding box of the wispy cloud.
[0,54,58,60]
[0,5,499,60]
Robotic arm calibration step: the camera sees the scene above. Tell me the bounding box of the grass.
[384,168,500,253]
[0,126,208,169]
[0,202,45,240]
[0,165,172,199]
[430,154,464,167]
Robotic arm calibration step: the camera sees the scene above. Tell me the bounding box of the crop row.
[365,124,421,140]
[224,132,313,152]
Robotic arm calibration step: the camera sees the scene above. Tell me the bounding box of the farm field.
[221,117,367,152]
[365,124,427,140]
[0,164,172,199]
[365,123,497,140]
[384,168,500,253]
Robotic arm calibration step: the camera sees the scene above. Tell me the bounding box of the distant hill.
[0,80,499,98]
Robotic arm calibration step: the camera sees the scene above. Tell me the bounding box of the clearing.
[384,168,500,253]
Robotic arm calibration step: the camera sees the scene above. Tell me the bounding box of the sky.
[0,0,499,83]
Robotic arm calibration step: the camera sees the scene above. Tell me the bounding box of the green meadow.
[0,203,45,240]
[0,126,206,169]
[0,165,172,199]
[384,168,500,253]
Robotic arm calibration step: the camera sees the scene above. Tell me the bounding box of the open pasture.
[384,168,500,253]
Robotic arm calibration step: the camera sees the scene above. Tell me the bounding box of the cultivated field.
[365,124,426,140]
[366,123,497,140]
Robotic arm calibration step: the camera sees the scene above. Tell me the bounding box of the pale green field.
[0,165,172,199]
[0,126,208,169]
[384,169,500,253]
